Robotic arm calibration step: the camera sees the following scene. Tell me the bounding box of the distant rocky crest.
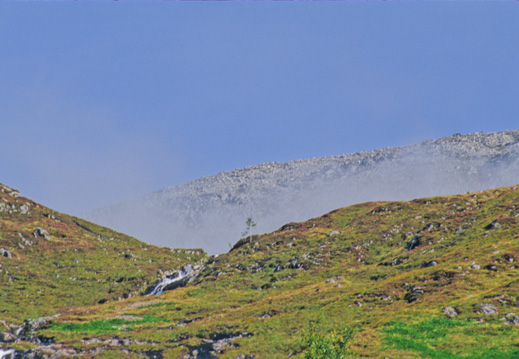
[84,130,519,254]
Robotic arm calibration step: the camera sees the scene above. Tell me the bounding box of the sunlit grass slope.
[3,183,519,358]
[0,183,206,325]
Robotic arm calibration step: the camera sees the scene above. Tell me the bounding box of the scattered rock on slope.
[33,227,50,241]
[442,306,458,318]
[475,303,499,315]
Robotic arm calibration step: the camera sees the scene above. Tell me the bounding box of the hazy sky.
[1,2,518,215]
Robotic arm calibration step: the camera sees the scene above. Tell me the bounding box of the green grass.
[47,315,164,334]
[142,301,180,309]
[302,322,358,359]
[0,182,207,324]
[383,317,519,359]
[3,183,519,358]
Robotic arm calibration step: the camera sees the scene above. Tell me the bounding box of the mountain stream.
[0,349,15,359]
[146,264,197,296]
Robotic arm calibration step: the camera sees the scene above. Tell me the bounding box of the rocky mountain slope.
[3,184,519,358]
[85,130,519,254]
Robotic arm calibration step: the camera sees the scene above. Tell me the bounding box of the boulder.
[485,221,502,230]
[0,331,16,342]
[505,312,519,325]
[484,264,497,271]
[33,228,50,241]
[404,287,424,303]
[470,262,480,270]
[19,204,29,215]
[423,260,437,267]
[442,306,458,318]
[20,315,59,336]
[475,303,499,315]
[0,248,12,259]
[391,257,405,266]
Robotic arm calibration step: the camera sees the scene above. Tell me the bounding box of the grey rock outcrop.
[20,315,59,336]
[0,249,12,259]
[19,204,29,215]
[475,303,499,316]
[183,332,252,359]
[505,312,519,325]
[33,228,50,241]
[0,331,16,343]
[442,306,458,318]
[84,130,519,254]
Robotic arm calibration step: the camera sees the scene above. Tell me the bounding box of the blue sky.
[1,2,518,215]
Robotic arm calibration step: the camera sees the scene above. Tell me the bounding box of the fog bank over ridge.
[84,130,519,255]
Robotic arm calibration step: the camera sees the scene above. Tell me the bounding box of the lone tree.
[242,217,256,241]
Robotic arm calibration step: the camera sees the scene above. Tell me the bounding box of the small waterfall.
[146,264,196,296]
[408,233,420,251]
[0,349,15,359]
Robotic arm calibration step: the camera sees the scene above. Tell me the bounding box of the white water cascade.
[146,264,196,296]
[0,349,15,359]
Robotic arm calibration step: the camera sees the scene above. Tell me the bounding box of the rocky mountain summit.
[85,130,519,254]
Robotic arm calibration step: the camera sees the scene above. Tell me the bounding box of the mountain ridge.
[85,130,519,254]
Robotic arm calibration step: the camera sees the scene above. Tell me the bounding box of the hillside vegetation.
[2,183,519,358]
[0,183,206,325]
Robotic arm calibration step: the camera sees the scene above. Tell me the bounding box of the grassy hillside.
[0,183,206,325]
[2,183,519,358]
